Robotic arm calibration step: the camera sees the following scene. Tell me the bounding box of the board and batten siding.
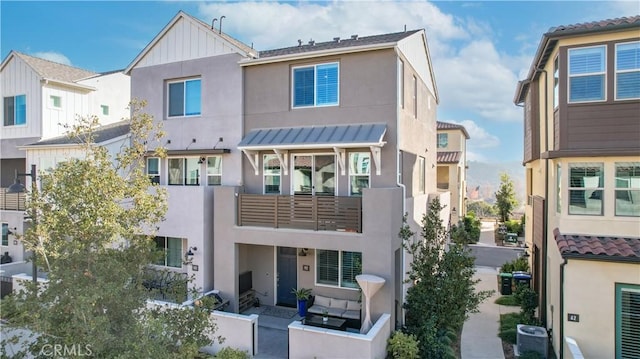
[41,84,92,140]
[396,31,437,102]
[135,17,240,69]
[0,55,42,140]
[78,72,131,126]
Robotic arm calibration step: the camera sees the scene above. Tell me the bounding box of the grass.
[499,312,522,344]
[494,295,519,306]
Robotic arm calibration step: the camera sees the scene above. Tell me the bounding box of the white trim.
[273,149,288,176]
[614,40,640,101]
[166,77,202,119]
[242,150,260,176]
[206,155,223,186]
[348,152,371,196]
[314,249,362,290]
[263,153,282,194]
[147,157,161,185]
[290,153,337,196]
[334,147,346,176]
[567,45,607,104]
[291,62,340,109]
[369,146,382,176]
[238,141,385,152]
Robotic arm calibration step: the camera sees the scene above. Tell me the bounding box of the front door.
[292,154,336,195]
[276,247,297,307]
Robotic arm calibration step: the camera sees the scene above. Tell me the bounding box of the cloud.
[32,51,72,66]
[450,119,500,149]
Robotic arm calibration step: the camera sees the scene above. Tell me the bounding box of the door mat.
[260,306,297,319]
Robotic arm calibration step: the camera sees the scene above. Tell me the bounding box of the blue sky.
[2,1,638,163]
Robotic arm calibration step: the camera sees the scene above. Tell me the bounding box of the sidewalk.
[461,266,520,359]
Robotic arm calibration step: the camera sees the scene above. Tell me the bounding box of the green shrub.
[494,295,519,306]
[499,312,521,332]
[499,328,517,344]
[215,347,250,359]
[504,220,522,235]
[515,286,539,324]
[387,331,420,359]
[500,256,529,273]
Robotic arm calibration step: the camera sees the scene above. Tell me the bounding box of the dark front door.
[277,247,297,307]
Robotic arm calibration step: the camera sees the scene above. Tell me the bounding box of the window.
[398,59,404,108]
[2,223,8,246]
[553,56,559,108]
[412,75,417,118]
[168,158,200,185]
[154,236,182,268]
[207,156,222,185]
[146,158,160,184]
[437,133,448,148]
[263,154,281,194]
[568,45,606,102]
[568,163,604,215]
[349,152,370,196]
[316,249,362,288]
[292,154,335,195]
[50,95,61,108]
[3,95,26,126]
[615,162,640,217]
[292,63,339,108]
[616,284,640,359]
[168,78,201,117]
[616,42,640,100]
[418,156,425,193]
[101,105,109,115]
[556,164,562,213]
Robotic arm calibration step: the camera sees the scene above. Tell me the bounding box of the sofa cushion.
[327,307,345,317]
[330,298,348,310]
[308,305,328,315]
[346,300,360,311]
[314,295,331,307]
[342,310,360,320]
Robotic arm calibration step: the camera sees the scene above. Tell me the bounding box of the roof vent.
[333,37,340,43]
[351,34,358,40]
[298,39,302,47]
[308,39,315,46]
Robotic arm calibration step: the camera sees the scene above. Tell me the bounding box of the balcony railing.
[0,189,26,211]
[237,194,362,233]
[437,182,449,190]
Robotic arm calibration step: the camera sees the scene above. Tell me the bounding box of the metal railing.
[0,189,26,211]
[237,194,362,233]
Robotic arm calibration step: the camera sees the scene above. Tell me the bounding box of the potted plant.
[291,287,312,317]
[322,309,329,322]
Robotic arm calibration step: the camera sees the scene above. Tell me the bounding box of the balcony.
[237,194,362,233]
[437,182,449,190]
[0,190,26,211]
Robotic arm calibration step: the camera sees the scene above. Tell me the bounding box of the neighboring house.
[514,16,640,359]
[436,121,470,224]
[125,11,258,295]
[1,51,130,261]
[213,28,440,330]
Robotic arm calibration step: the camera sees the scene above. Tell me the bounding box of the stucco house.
[1,51,130,262]
[514,15,640,359]
[436,121,470,224]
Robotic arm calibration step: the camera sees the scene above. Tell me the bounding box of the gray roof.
[27,121,130,147]
[238,124,387,150]
[437,151,462,164]
[13,51,97,82]
[259,30,421,58]
[437,121,470,139]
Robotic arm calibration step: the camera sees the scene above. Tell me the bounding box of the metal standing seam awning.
[237,124,387,176]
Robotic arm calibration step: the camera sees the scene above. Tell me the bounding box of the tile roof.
[546,15,640,36]
[27,121,130,146]
[437,121,470,139]
[13,51,97,82]
[554,228,640,262]
[437,151,461,164]
[258,30,421,58]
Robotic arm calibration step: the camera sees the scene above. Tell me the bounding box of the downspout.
[396,53,408,328]
[559,257,568,359]
[536,67,550,328]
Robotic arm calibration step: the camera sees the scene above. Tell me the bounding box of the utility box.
[517,324,548,358]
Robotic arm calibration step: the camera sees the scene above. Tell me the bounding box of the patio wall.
[288,313,391,359]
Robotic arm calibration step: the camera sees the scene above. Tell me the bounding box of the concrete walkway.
[461,266,520,359]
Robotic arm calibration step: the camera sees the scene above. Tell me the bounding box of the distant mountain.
[466,160,526,209]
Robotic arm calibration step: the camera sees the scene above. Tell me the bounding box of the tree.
[400,198,492,358]
[467,200,496,218]
[1,100,220,358]
[494,172,519,222]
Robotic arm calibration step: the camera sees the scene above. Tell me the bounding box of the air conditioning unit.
[517,324,548,358]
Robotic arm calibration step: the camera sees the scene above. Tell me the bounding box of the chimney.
[333,37,340,43]
[351,34,358,40]
[308,39,315,46]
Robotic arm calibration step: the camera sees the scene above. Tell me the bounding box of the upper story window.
[168,78,201,117]
[50,95,61,109]
[553,56,559,109]
[568,162,603,216]
[418,156,425,193]
[207,156,222,185]
[615,41,640,100]
[412,75,417,118]
[1,223,8,246]
[398,59,404,109]
[168,157,200,185]
[292,63,338,108]
[615,162,640,217]
[349,152,370,196]
[556,164,562,213]
[101,105,109,116]
[3,95,26,126]
[146,157,160,184]
[437,133,448,148]
[568,45,606,103]
[263,154,281,194]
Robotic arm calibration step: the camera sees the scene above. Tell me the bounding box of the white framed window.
[292,154,336,195]
[101,105,109,115]
[418,156,425,193]
[437,133,448,148]
[616,284,640,359]
[50,95,61,109]
[146,157,160,184]
[568,163,604,216]
[292,62,339,108]
[263,154,281,194]
[167,78,201,117]
[553,56,559,108]
[412,75,417,118]
[398,59,404,109]
[3,95,26,126]
[1,223,8,246]
[168,158,200,186]
[568,45,606,103]
[316,249,362,289]
[349,152,370,196]
[615,162,640,217]
[153,236,182,268]
[207,156,222,186]
[615,41,640,100]
[556,164,562,213]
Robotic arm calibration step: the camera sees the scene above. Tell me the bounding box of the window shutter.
[317,250,339,286]
[168,82,184,116]
[341,251,362,288]
[617,43,640,71]
[294,67,314,106]
[569,47,605,74]
[618,286,640,359]
[316,63,338,105]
